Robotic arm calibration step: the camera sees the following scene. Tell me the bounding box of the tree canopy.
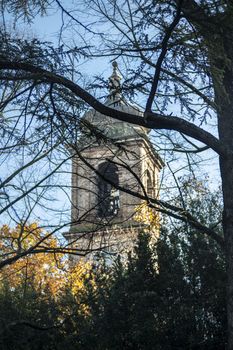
[1,0,233,347]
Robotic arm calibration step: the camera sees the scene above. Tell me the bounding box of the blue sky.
[0,3,221,231]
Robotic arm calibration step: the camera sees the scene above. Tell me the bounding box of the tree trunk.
[217,75,233,349]
[208,21,233,345]
[220,156,233,350]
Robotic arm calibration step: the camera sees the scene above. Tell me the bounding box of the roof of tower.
[82,61,148,141]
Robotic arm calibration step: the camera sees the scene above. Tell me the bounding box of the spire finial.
[112,60,118,70]
[108,61,122,102]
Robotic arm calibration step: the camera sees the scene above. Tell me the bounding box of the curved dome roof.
[82,62,148,141]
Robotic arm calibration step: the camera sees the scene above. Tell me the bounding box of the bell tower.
[64,62,164,261]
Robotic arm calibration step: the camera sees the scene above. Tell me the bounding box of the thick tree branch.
[179,0,208,22]
[0,60,224,155]
[145,0,183,112]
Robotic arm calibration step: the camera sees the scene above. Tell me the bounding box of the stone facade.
[64,62,164,263]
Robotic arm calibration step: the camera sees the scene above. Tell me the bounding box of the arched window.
[146,170,153,198]
[98,162,120,217]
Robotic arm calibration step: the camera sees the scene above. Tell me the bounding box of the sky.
[0,2,222,231]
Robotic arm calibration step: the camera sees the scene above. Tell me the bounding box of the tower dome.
[82,61,148,141]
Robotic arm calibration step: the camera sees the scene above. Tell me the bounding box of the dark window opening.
[98,162,120,217]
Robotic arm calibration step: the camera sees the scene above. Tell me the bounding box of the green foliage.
[0,186,227,349]
[0,226,227,349]
[0,283,62,350]
[70,229,226,350]
[0,0,49,21]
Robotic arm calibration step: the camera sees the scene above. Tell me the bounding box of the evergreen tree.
[76,225,226,349]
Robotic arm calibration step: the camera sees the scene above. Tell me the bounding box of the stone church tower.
[64,62,164,262]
